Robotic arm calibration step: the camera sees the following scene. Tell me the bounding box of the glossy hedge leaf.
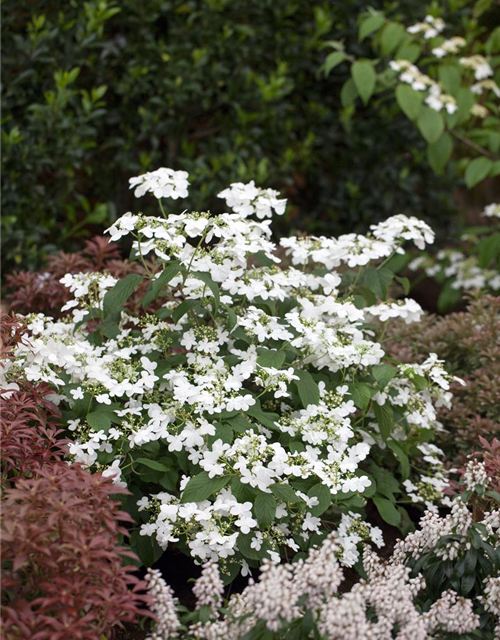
[257,349,286,368]
[142,261,181,308]
[103,273,143,318]
[395,84,422,121]
[465,157,493,188]
[373,495,401,527]
[359,13,385,41]
[181,472,230,503]
[193,272,220,311]
[351,61,376,105]
[254,492,277,528]
[373,403,393,440]
[427,133,453,174]
[295,370,320,408]
[417,107,444,144]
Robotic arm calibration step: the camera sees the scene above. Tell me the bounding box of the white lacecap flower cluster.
[407,15,445,39]
[432,36,466,58]
[6,169,456,567]
[129,167,190,200]
[389,60,457,114]
[217,180,287,220]
[460,55,494,81]
[484,203,500,219]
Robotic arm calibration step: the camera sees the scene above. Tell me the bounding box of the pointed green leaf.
[417,107,444,144]
[396,84,422,121]
[351,61,376,105]
[103,273,143,317]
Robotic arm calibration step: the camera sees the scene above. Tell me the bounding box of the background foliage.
[1,0,457,272]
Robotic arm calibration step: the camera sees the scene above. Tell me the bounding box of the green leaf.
[254,492,277,528]
[427,133,453,174]
[395,84,422,121]
[362,266,394,298]
[477,233,500,268]
[347,382,373,410]
[247,404,280,430]
[341,78,358,107]
[372,363,397,388]
[351,61,376,105]
[295,370,320,408]
[136,458,169,472]
[373,495,401,527]
[181,472,231,503]
[257,349,286,368]
[380,23,405,55]
[142,261,181,308]
[307,483,332,516]
[417,107,444,144]
[134,532,164,567]
[465,157,493,189]
[86,411,111,431]
[192,272,220,311]
[395,43,421,63]
[323,51,346,75]
[270,483,304,504]
[438,64,461,94]
[103,273,143,318]
[359,13,385,41]
[373,403,393,440]
[395,275,410,295]
[387,440,410,479]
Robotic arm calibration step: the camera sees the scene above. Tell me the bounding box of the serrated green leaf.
[192,272,220,311]
[142,261,181,308]
[254,492,277,528]
[395,84,422,121]
[136,458,169,472]
[257,349,286,368]
[103,273,143,318]
[359,13,385,41]
[387,440,410,479]
[308,483,332,516]
[372,363,397,388]
[465,157,493,189]
[362,266,394,298]
[86,411,112,431]
[417,107,444,144]
[347,382,373,410]
[181,472,231,503]
[380,23,405,55]
[351,61,376,105]
[374,402,393,440]
[295,370,320,408]
[427,133,453,174]
[373,495,401,526]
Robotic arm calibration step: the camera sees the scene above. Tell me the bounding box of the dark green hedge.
[2,0,455,271]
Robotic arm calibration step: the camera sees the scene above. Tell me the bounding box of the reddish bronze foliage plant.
[1,463,150,640]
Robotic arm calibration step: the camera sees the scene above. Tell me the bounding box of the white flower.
[129,167,189,199]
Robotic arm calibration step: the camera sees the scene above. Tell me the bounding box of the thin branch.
[449,128,499,161]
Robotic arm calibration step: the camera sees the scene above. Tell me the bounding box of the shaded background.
[2,0,464,272]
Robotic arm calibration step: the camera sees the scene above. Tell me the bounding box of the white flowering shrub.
[4,169,460,577]
[323,9,500,188]
[409,202,500,310]
[144,474,500,640]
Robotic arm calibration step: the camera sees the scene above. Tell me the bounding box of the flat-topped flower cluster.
[3,169,459,573]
